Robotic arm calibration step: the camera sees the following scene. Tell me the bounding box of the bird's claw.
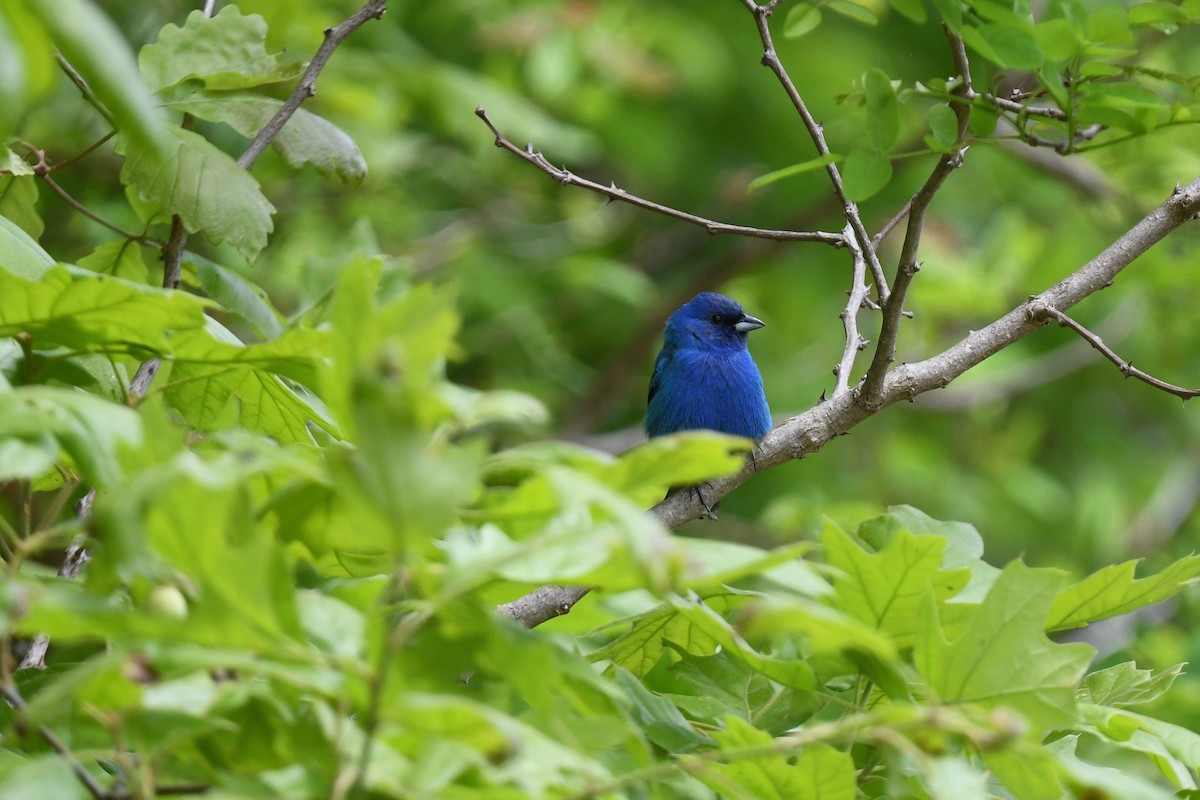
[694,484,719,520]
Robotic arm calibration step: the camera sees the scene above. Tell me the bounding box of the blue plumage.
[645,292,772,441]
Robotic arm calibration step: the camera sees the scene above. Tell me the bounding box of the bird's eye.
[711,314,723,324]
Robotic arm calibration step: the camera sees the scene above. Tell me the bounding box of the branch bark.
[498,177,1200,625]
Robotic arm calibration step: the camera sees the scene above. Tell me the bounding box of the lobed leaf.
[117,127,276,261]
[1046,554,1200,631]
[139,6,305,92]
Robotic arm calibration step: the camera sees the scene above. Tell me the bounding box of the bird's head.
[665,292,765,351]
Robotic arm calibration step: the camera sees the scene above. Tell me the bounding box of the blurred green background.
[26,0,1200,710]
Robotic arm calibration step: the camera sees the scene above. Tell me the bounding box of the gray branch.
[498,177,1200,625]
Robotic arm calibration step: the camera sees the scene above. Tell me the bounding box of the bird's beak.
[735,314,765,332]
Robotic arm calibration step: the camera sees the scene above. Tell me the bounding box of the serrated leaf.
[0,263,210,355]
[915,562,1093,733]
[163,90,366,185]
[605,431,751,506]
[749,153,839,191]
[0,386,141,485]
[165,317,337,443]
[864,68,899,150]
[702,718,854,800]
[591,594,738,677]
[841,149,892,200]
[28,0,170,158]
[668,594,816,690]
[822,524,968,647]
[1079,662,1184,707]
[117,127,275,260]
[783,3,823,37]
[139,6,305,91]
[1046,555,1200,632]
[0,213,54,279]
[0,174,42,240]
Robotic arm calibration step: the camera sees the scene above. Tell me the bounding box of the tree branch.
[474,108,843,246]
[738,0,889,298]
[860,28,972,406]
[236,0,389,170]
[1,683,108,799]
[499,176,1200,624]
[833,222,869,396]
[1032,304,1200,400]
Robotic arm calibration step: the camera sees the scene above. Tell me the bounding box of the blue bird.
[645,292,772,442]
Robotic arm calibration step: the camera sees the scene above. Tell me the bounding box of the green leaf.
[927,103,961,150]
[748,153,839,191]
[930,0,963,32]
[841,149,892,200]
[1082,704,1200,769]
[162,90,367,186]
[924,756,989,800]
[165,318,337,443]
[0,386,141,485]
[0,755,89,800]
[0,263,210,355]
[77,239,151,284]
[915,561,1093,732]
[592,594,737,677]
[783,3,823,37]
[0,174,41,240]
[864,68,899,151]
[701,718,854,800]
[188,252,284,338]
[888,0,928,24]
[1078,662,1184,707]
[1035,18,1080,61]
[821,524,969,647]
[1046,555,1200,631]
[0,213,54,279]
[138,6,305,91]
[963,23,1043,69]
[1129,2,1190,25]
[828,0,879,25]
[0,432,56,482]
[117,127,275,260]
[604,431,751,506]
[613,667,711,752]
[983,744,1065,800]
[28,0,170,158]
[668,593,817,690]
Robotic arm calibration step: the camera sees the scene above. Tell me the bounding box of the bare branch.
[860,29,972,406]
[502,178,1200,625]
[237,0,389,170]
[738,0,889,297]
[1,683,108,799]
[834,222,869,396]
[1032,304,1200,400]
[497,585,592,627]
[475,108,843,246]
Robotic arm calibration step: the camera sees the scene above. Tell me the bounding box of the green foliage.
[1,0,1199,798]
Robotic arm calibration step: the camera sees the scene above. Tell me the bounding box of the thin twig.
[500,180,1200,626]
[1032,304,1200,400]
[55,52,115,126]
[738,0,889,297]
[834,222,870,396]
[871,199,912,249]
[475,108,843,246]
[237,0,389,170]
[1,683,109,799]
[860,28,972,406]
[982,91,1068,121]
[48,131,117,173]
[41,173,157,246]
